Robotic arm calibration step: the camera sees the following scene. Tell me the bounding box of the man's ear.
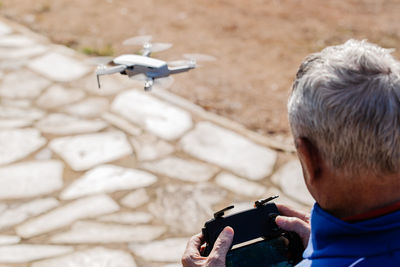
[295,137,322,185]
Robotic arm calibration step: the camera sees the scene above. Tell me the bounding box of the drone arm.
[96,64,127,76]
[142,49,152,57]
[96,64,128,88]
[168,65,195,75]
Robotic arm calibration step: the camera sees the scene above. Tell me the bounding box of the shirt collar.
[342,200,400,223]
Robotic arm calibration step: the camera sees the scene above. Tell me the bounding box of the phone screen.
[225,237,294,267]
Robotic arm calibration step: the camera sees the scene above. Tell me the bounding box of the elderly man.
[182,39,400,266]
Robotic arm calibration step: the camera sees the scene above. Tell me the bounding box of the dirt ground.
[1,0,400,138]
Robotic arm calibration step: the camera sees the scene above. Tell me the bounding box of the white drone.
[95,35,214,91]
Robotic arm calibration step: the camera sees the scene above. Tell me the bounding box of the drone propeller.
[168,59,198,70]
[168,60,192,67]
[183,53,216,62]
[143,43,173,53]
[123,35,172,54]
[153,76,175,89]
[122,35,153,46]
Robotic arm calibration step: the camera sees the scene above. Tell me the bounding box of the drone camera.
[144,79,154,91]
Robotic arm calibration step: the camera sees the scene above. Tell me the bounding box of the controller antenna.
[254,195,279,208]
[214,205,234,219]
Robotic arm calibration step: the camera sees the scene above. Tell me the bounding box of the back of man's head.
[288,39,400,176]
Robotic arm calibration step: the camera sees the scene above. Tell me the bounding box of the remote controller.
[201,196,304,266]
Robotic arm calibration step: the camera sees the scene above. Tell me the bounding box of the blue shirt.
[297,204,400,266]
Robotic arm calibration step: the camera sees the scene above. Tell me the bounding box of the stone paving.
[0,17,313,267]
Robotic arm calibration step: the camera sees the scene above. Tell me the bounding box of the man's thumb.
[208,226,234,262]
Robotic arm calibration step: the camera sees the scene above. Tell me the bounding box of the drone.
[94,35,213,91]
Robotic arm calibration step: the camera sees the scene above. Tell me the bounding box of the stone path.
[0,17,313,267]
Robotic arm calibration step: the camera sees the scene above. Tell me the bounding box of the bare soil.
[2,0,400,138]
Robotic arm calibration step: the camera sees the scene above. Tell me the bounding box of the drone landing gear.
[144,78,154,91]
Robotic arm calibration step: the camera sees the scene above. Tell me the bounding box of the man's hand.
[275,204,311,248]
[182,226,234,267]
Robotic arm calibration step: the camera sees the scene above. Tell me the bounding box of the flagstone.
[0,106,44,121]
[50,221,165,243]
[63,97,109,118]
[32,247,137,267]
[129,238,188,262]
[36,85,85,109]
[0,198,59,230]
[0,45,47,59]
[28,52,90,82]
[0,23,11,35]
[36,113,107,135]
[0,59,25,72]
[102,112,142,136]
[180,122,277,180]
[271,160,314,206]
[98,212,153,224]
[0,236,20,245]
[0,98,31,108]
[0,119,31,128]
[0,160,63,199]
[141,156,219,182]
[0,70,51,99]
[266,187,310,211]
[16,194,119,238]
[0,245,73,263]
[84,75,128,96]
[215,172,268,197]
[49,131,132,171]
[60,165,157,200]
[149,183,226,234]
[0,128,46,166]
[111,90,192,140]
[35,148,53,160]
[0,35,36,47]
[120,189,150,209]
[130,134,174,161]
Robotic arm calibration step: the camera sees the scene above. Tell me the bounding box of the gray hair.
[288,39,400,175]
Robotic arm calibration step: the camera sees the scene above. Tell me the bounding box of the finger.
[182,233,207,266]
[276,215,310,248]
[276,204,310,223]
[208,226,234,264]
[185,233,204,256]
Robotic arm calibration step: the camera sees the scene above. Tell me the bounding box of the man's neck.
[317,171,400,219]
[342,200,400,222]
